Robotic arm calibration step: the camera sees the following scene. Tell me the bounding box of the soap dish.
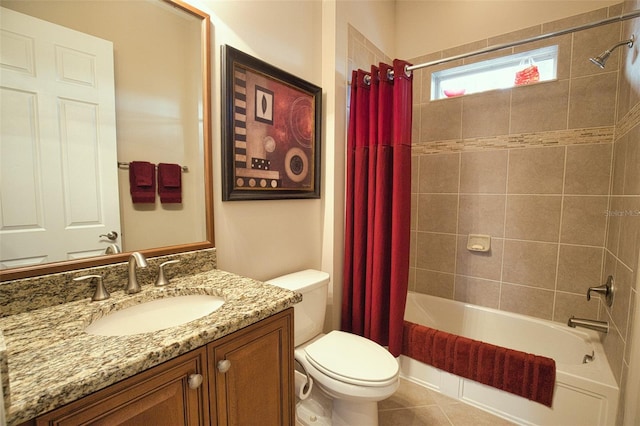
[467,234,491,252]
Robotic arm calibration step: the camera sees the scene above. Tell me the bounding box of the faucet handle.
[587,275,614,307]
[74,274,110,302]
[155,259,180,286]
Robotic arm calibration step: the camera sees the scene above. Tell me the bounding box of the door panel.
[0,88,43,231]
[0,7,121,267]
[59,99,102,226]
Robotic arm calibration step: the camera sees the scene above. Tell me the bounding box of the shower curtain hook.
[387,68,394,81]
[386,65,413,81]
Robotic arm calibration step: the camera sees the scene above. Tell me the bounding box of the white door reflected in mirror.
[0,7,121,269]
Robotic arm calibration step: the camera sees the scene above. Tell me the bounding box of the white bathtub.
[400,291,619,426]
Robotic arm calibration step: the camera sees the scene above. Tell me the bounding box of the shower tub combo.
[400,291,619,426]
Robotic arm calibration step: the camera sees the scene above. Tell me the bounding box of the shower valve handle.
[587,275,614,307]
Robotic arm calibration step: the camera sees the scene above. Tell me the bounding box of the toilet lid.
[304,331,399,387]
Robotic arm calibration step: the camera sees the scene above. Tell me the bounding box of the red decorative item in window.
[514,58,540,86]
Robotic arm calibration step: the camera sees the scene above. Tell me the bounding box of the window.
[431,45,558,100]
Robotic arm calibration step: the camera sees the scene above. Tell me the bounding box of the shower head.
[589,51,611,68]
[589,35,635,69]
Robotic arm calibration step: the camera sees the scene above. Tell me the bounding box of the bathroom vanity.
[1,268,300,425]
[26,310,292,425]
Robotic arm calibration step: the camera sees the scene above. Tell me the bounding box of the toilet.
[267,269,399,426]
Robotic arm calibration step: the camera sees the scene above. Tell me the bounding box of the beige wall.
[187,0,325,282]
[189,0,396,323]
[396,0,620,58]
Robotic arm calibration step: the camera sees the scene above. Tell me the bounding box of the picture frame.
[221,45,322,201]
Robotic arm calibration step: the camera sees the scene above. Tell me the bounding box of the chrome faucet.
[126,252,148,294]
[104,243,122,255]
[568,316,609,333]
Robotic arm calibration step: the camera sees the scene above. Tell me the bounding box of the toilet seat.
[303,331,398,387]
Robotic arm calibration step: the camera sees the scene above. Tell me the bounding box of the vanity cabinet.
[34,348,209,425]
[209,308,294,425]
[28,309,294,426]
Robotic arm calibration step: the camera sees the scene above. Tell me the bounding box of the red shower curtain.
[342,60,413,356]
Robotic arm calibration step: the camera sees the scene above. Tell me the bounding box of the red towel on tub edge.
[401,321,556,407]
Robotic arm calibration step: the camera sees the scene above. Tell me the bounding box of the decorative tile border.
[616,101,640,140]
[412,126,614,155]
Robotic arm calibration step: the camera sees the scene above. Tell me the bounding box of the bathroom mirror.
[0,0,213,281]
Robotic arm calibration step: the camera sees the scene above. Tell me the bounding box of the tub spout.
[568,316,609,333]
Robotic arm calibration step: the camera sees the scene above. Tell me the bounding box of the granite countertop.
[0,269,301,425]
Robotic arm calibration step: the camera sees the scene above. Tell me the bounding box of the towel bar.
[117,161,188,172]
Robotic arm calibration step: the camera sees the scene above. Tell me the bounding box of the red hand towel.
[129,161,155,203]
[157,163,182,203]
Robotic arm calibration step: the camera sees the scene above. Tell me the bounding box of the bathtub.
[400,291,619,426]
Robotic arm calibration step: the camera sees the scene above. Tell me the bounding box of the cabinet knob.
[188,373,203,389]
[217,359,231,373]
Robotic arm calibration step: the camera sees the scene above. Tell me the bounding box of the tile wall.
[408,5,629,323]
[348,3,639,422]
[604,3,640,418]
[411,143,613,321]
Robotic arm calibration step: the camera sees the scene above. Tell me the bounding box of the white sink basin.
[85,295,225,336]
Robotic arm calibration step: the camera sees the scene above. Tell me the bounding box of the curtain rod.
[395,8,640,77]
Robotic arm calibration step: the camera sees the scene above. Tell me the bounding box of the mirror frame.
[0,0,214,281]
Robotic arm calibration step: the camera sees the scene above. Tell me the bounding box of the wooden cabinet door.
[36,348,209,426]
[209,308,294,426]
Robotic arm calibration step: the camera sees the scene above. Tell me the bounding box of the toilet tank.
[266,269,329,346]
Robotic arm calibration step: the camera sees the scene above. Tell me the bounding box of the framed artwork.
[221,45,322,201]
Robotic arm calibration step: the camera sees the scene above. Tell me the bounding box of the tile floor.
[378,378,516,426]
